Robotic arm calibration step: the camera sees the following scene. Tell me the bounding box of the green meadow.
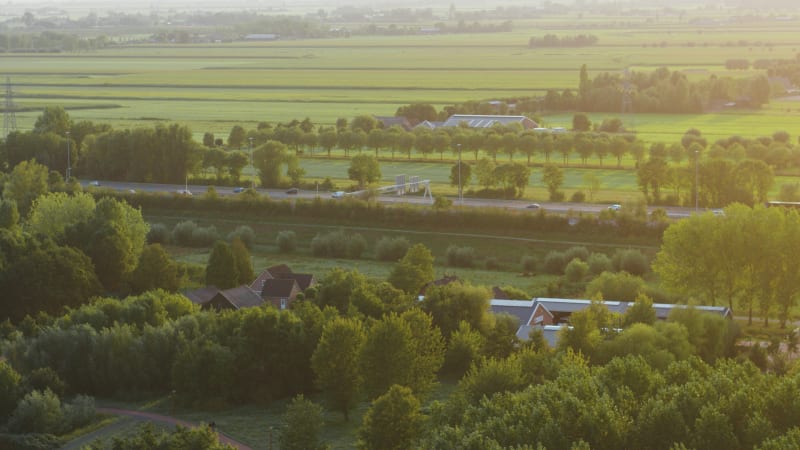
[5,13,800,143]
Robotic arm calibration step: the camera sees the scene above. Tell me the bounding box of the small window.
[280,298,287,310]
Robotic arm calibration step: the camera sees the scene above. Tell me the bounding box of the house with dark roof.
[261,278,302,310]
[184,285,264,311]
[418,275,460,297]
[441,114,538,130]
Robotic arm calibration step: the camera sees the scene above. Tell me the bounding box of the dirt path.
[61,407,253,450]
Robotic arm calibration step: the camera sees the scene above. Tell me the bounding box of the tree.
[253,140,295,187]
[572,113,591,132]
[28,191,96,240]
[279,395,326,450]
[542,163,564,201]
[311,317,365,421]
[442,321,485,378]
[348,154,381,188]
[205,241,238,289]
[230,237,254,286]
[33,106,72,135]
[623,292,657,326]
[422,282,491,337]
[227,125,246,148]
[388,243,435,295]
[0,199,20,230]
[583,172,602,201]
[475,158,497,189]
[130,244,180,294]
[357,385,423,450]
[449,161,472,190]
[202,132,215,147]
[0,361,22,421]
[351,115,378,133]
[3,159,49,215]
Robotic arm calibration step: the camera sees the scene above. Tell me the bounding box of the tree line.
[528,33,598,48]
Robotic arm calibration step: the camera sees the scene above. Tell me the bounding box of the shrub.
[346,234,368,259]
[171,220,198,246]
[190,225,219,247]
[520,255,538,273]
[570,191,586,202]
[375,236,411,262]
[587,253,612,275]
[62,395,95,431]
[276,230,297,253]
[446,245,476,268]
[585,271,646,302]
[227,225,255,249]
[484,256,499,270]
[25,368,65,398]
[542,251,567,275]
[7,389,63,434]
[146,223,170,245]
[564,246,590,262]
[564,258,589,282]
[612,249,650,276]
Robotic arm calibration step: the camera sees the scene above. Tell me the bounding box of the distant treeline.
[0,32,110,52]
[528,34,598,48]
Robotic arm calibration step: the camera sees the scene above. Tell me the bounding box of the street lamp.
[694,149,699,212]
[65,130,71,181]
[457,143,462,205]
[248,137,254,189]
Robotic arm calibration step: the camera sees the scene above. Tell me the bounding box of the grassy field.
[4,12,800,143]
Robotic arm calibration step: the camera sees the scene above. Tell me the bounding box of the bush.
[564,258,589,282]
[375,236,411,262]
[612,249,650,276]
[587,253,612,275]
[585,271,646,302]
[564,246,590,262]
[276,230,297,253]
[446,245,476,268]
[62,395,95,431]
[484,256,499,270]
[147,223,170,245]
[570,191,586,202]
[190,225,219,247]
[346,234,368,259]
[171,220,198,246]
[542,251,567,275]
[0,433,61,450]
[25,368,65,398]
[520,255,538,273]
[227,225,255,249]
[7,389,63,434]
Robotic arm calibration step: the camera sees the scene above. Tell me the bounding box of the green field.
[4,13,800,144]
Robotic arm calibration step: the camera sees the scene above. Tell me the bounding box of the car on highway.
[286,187,299,195]
[331,191,345,198]
[89,180,101,186]
[712,209,725,216]
[608,204,622,211]
[233,187,245,194]
[526,203,541,210]
[176,189,193,196]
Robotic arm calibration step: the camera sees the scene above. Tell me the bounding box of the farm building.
[440,114,539,129]
[490,297,733,344]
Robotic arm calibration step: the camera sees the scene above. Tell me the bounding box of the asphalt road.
[81,180,698,218]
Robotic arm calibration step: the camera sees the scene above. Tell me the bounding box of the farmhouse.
[186,264,315,311]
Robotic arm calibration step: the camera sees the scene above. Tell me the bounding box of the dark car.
[233,187,245,194]
[286,187,299,195]
[526,203,541,210]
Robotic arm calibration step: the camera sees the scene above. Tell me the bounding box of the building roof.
[375,116,412,131]
[266,264,293,275]
[517,324,565,346]
[275,272,315,291]
[414,120,443,130]
[441,114,538,129]
[250,269,275,291]
[184,286,220,305]
[534,297,629,315]
[418,275,460,296]
[261,278,300,299]
[214,285,264,309]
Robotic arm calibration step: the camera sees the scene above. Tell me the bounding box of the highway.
[80,180,698,218]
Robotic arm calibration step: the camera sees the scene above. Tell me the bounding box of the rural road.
[60,407,252,450]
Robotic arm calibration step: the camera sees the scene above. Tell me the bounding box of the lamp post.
[248,137,254,189]
[694,149,699,212]
[65,130,71,181]
[457,143,462,205]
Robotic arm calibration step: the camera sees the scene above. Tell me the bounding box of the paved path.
[61,407,252,450]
